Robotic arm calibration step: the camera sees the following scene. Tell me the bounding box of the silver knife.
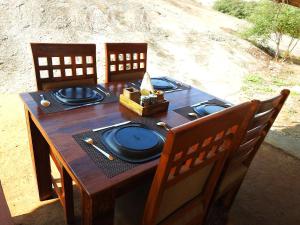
[165,88,183,93]
[191,101,210,107]
[65,102,101,111]
[92,121,131,132]
[191,101,233,107]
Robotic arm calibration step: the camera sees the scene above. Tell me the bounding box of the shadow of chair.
[13,181,82,225]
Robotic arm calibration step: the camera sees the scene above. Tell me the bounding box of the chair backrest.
[105,43,147,83]
[228,89,290,169]
[142,101,258,225]
[31,43,97,90]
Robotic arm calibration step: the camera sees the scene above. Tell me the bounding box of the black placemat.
[127,76,190,93]
[73,117,168,178]
[29,85,118,114]
[173,99,232,121]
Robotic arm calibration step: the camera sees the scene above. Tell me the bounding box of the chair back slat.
[31,43,97,90]
[243,125,266,143]
[249,108,275,129]
[229,89,290,168]
[142,101,258,225]
[256,94,282,113]
[105,43,147,83]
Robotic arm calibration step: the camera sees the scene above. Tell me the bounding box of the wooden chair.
[115,101,258,225]
[213,89,290,210]
[0,181,14,225]
[105,43,147,83]
[31,43,97,90]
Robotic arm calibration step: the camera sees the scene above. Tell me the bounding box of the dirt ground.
[0,0,300,224]
[0,95,300,225]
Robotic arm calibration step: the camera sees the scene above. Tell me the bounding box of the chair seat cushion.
[216,164,248,199]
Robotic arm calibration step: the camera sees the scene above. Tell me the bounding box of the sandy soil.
[0,1,299,223]
[0,0,265,96]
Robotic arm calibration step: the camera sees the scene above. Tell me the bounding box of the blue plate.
[151,78,177,90]
[101,123,165,163]
[53,86,104,106]
[193,104,229,116]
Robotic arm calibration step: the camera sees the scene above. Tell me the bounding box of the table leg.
[62,167,75,224]
[82,190,115,225]
[25,108,53,201]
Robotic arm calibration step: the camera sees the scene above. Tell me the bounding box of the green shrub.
[243,1,300,60]
[213,0,257,19]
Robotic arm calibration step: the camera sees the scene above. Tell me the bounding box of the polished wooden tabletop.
[20,81,217,196]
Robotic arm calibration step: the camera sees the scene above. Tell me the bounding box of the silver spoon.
[156,121,170,131]
[96,87,110,96]
[188,112,198,118]
[40,94,50,107]
[83,138,113,160]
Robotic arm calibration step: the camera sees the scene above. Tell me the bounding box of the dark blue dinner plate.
[53,86,104,106]
[193,103,229,116]
[101,123,165,163]
[151,78,177,90]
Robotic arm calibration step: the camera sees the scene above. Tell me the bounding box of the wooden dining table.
[20,80,217,225]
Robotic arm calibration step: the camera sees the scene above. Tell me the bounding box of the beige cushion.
[115,163,213,225]
[216,164,248,199]
[42,78,95,90]
[156,163,213,224]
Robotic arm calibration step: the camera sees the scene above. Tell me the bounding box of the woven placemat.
[127,76,190,93]
[29,85,118,114]
[73,117,168,178]
[173,99,232,121]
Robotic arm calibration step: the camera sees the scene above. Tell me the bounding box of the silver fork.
[82,137,113,160]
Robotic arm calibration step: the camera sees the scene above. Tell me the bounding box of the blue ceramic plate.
[151,78,177,90]
[101,123,165,163]
[53,86,104,105]
[193,104,229,116]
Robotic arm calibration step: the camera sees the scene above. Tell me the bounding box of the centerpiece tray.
[119,88,169,116]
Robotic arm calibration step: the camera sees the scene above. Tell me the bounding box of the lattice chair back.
[105,43,147,83]
[31,43,97,90]
[142,101,258,225]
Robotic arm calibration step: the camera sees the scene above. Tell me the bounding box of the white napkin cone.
[140,72,154,95]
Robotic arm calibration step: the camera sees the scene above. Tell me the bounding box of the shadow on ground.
[13,184,82,225]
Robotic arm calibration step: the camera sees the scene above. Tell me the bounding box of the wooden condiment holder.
[119,88,169,116]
